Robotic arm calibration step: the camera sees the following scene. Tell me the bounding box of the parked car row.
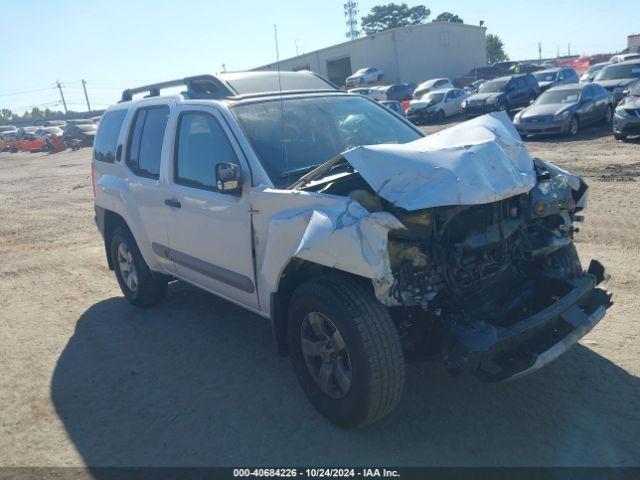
[361,65,639,141]
[0,118,99,153]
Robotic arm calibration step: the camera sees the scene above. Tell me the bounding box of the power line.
[0,86,56,98]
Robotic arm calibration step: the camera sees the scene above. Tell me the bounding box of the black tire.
[377,74,383,81]
[568,115,579,137]
[287,274,405,427]
[110,226,167,307]
[436,110,445,123]
[603,105,613,125]
[614,131,627,141]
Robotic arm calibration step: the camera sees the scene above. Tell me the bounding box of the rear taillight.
[90,162,96,198]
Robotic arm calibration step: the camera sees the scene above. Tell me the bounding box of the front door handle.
[164,198,181,208]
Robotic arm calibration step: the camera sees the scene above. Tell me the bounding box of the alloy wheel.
[569,117,579,136]
[117,242,138,292]
[300,312,352,399]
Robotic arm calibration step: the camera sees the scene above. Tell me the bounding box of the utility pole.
[568,43,571,56]
[556,45,560,58]
[81,80,91,112]
[221,63,227,72]
[295,39,300,56]
[538,42,542,61]
[56,81,68,114]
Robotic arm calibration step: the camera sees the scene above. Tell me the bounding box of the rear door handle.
[164,198,181,208]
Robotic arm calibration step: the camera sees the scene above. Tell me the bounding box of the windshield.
[233,95,421,188]
[417,80,436,89]
[419,92,445,103]
[587,64,605,74]
[534,71,557,82]
[478,80,508,93]
[536,89,580,105]
[595,63,640,81]
[77,125,96,132]
[630,82,640,96]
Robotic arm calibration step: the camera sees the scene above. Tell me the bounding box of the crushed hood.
[340,112,536,211]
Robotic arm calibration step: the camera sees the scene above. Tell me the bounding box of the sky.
[1,0,637,113]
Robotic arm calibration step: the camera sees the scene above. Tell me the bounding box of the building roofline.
[255,22,486,69]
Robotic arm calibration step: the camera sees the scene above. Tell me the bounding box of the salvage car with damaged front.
[93,72,611,428]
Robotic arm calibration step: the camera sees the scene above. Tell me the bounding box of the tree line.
[1,107,70,123]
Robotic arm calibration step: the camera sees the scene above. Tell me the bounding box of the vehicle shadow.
[524,124,613,143]
[51,281,640,470]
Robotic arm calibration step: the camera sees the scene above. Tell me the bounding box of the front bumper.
[407,108,437,123]
[515,117,571,136]
[613,111,640,136]
[463,103,500,116]
[444,261,611,382]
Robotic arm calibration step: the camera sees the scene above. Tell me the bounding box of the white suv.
[93,71,610,427]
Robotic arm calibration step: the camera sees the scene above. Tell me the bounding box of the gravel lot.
[1,118,639,468]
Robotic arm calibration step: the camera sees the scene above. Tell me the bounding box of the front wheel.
[110,227,167,307]
[603,106,613,125]
[436,109,446,123]
[568,116,580,136]
[287,274,405,427]
[614,131,627,141]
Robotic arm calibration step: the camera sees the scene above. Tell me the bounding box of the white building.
[255,22,487,86]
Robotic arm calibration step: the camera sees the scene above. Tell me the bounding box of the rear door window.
[93,109,127,163]
[126,106,169,179]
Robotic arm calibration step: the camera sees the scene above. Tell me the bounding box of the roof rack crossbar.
[120,75,235,102]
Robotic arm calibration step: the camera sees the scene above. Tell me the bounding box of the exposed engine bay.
[299,157,611,380]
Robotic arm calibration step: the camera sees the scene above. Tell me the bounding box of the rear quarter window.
[93,110,127,163]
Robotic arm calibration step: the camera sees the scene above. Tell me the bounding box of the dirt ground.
[1,119,639,468]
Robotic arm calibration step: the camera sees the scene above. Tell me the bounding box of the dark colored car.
[593,60,640,104]
[613,80,640,140]
[462,74,539,116]
[381,83,415,102]
[62,124,97,146]
[453,66,509,88]
[514,83,613,137]
[380,100,405,116]
[533,67,579,92]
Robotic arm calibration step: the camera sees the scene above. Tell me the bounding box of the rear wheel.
[110,227,167,307]
[603,105,613,124]
[287,274,405,427]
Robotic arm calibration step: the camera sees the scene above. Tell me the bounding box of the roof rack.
[120,74,235,102]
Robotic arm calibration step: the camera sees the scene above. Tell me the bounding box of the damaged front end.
[384,160,610,381]
[295,113,611,381]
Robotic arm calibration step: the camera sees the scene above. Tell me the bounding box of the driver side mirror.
[216,162,243,194]
[622,89,630,97]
